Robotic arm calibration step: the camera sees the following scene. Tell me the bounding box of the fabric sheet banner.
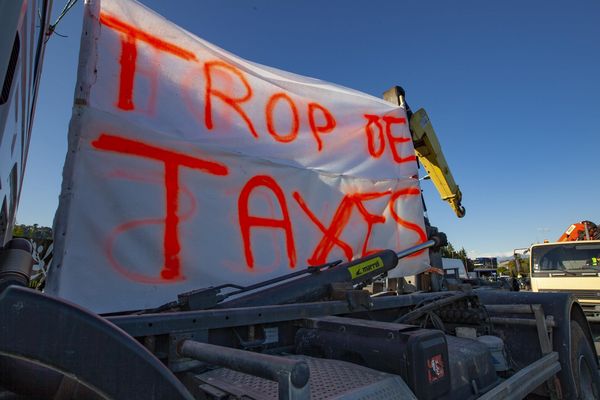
[47,0,430,313]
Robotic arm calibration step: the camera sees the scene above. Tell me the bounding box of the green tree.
[457,247,472,272]
[12,224,25,237]
[441,242,456,258]
[12,224,52,240]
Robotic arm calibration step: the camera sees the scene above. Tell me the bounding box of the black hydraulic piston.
[217,250,397,308]
[216,236,445,309]
[161,236,446,312]
[0,238,34,293]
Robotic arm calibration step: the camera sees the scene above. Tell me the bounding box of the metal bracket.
[484,303,562,399]
[168,330,208,373]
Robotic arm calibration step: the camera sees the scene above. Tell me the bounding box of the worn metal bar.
[531,305,553,354]
[485,304,540,314]
[178,340,310,400]
[490,316,556,328]
[110,300,353,336]
[478,352,561,400]
[531,305,560,400]
[395,239,437,258]
[112,294,566,338]
[108,292,448,337]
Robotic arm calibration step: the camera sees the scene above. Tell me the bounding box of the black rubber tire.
[570,321,600,399]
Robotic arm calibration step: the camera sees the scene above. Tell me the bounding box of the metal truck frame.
[0,274,598,399]
[1,237,599,399]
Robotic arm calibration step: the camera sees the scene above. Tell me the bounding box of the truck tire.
[571,321,600,399]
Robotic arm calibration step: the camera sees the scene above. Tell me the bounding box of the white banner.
[47,0,429,313]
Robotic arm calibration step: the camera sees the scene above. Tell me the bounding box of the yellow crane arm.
[384,86,466,218]
[409,108,465,217]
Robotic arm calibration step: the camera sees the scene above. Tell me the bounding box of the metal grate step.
[195,355,416,399]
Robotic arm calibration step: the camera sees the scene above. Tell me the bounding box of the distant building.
[474,257,498,269]
[442,258,469,279]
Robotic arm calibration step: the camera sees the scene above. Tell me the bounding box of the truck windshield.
[532,243,600,272]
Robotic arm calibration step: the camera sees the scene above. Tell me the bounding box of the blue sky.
[18,0,600,258]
